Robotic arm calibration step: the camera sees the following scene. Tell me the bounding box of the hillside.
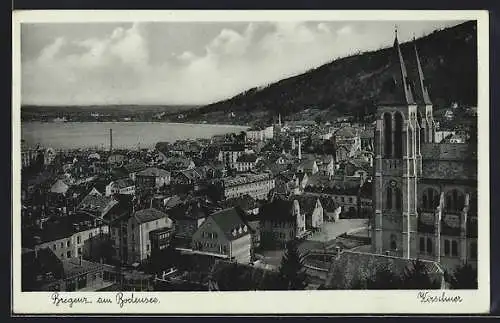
[185,21,477,125]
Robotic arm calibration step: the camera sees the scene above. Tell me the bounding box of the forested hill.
[185,21,477,125]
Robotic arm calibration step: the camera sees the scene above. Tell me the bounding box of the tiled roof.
[133,208,168,224]
[236,154,258,163]
[62,258,106,279]
[259,199,297,221]
[421,143,477,161]
[335,126,357,138]
[421,160,477,181]
[136,167,170,177]
[324,250,444,289]
[123,160,147,173]
[167,202,210,220]
[209,260,280,290]
[50,179,70,194]
[78,193,117,213]
[220,195,258,212]
[114,178,135,188]
[300,193,338,212]
[26,213,105,246]
[209,207,250,241]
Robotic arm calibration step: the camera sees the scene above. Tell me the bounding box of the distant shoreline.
[22,120,250,128]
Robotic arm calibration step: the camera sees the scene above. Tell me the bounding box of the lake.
[21,122,249,150]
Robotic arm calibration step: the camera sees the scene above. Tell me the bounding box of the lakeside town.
[20,29,479,292]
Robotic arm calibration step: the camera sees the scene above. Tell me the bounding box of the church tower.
[372,28,420,259]
[410,37,436,176]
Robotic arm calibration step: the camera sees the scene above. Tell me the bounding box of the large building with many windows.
[371,31,478,273]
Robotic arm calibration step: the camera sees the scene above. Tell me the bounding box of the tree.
[365,265,402,289]
[400,259,441,289]
[448,263,478,289]
[214,263,256,291]
[278,239,307,290]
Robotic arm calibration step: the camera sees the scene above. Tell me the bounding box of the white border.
[12,10,490,314]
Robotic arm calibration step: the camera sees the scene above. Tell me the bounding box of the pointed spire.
[378,26,415,106]
[412,37,432,105]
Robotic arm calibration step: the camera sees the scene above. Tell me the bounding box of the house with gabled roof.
[192,207,252,264]
[110,207,174,265]
[259,198,307,249]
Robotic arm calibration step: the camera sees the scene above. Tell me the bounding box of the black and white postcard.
[12,10,490,314]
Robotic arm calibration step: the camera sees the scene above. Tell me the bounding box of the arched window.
[408,127,414,156]
[451,241,458,256]
[445,189,465,213]
[444,239,450,255]
[390,234,397,250]
[386,186,393,209]
[422,188,440,210]
[419,237,425,252]
[383,113,392,158]
[417,111,426,144]
[394,112,404,158]
[394,187,402,210]
[426,238,433,255]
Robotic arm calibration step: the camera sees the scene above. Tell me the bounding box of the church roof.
[404,40,432,105]
[378,32,416,106]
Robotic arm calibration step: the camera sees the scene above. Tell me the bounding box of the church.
[371,30,478,273]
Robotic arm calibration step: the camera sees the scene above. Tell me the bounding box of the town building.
[371,31,478,272]
[259,198,307,248]
[135,167,171,193]
[221,172,275,200]
[105,178,135,196]
[27,213,110,261]
[235,153,260,172]
[192,207,252,264]
[110,208,174,265]
[218,143,253,170]
[167,201,211,246]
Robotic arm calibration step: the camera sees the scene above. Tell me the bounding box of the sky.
[20,20,465,106]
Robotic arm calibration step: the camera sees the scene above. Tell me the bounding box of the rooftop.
[136,167,171,177]
[134,208,169,224]
[324,250,444,289]
[209,207,250,241]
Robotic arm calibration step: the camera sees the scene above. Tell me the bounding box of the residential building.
[235,154,260,172]
[292,195,324,232]
[218,143,253,170]
[167,202,211,246]
[192,207,252,264]
[110,208,174,264]
[77,189,119,221]
[28,213,110,261]
[135,167,171,193]
[222,172,275,200]
[105,178,135,196]
[259,198,307,248]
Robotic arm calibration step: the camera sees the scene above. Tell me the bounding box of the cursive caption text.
[51,292,160,308]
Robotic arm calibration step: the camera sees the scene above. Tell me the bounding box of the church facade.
[371,31,478,273]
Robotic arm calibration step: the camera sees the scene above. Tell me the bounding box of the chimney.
[109,128,113,152]
[298,137,302,160]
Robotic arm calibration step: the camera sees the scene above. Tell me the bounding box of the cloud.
[21,21,411,105]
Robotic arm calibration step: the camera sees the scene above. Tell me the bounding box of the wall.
[36,225,109,261]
